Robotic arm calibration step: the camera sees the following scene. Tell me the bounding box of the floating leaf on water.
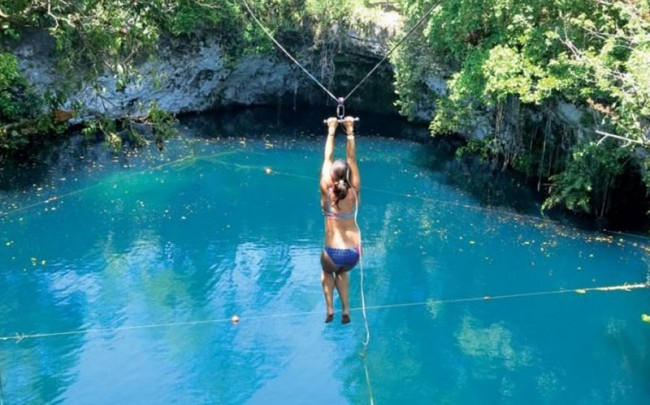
[642,314,650,323]
[575,289,587,294]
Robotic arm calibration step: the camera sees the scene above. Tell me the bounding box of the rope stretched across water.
[1,282,647,343]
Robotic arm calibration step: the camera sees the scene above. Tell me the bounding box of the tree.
[394,0,650,219]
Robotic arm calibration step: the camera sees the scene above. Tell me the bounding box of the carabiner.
[336,97,345,120]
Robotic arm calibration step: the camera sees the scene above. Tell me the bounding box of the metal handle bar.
[322,117,360,124]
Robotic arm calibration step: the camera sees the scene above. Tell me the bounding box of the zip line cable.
[342,1,441,102]
[241,0,441,107]
[241,0,338,103]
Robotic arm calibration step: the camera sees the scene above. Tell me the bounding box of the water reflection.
[455,316,534,373]
[0,269,85,404]
[0,107,649,404]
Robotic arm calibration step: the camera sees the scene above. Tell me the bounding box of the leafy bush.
[0,53,40,124]
[395,0,650,218]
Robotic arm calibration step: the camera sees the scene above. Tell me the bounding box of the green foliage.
[78,100,176,152]
[455,138,490,161]
[542,141,628,215]
[164,1,240,36]
[238,0,361,56]
[430,50,488,135]
[396,0,650,218]
[0,52,45,152]
[305,0,355,35]
[146,101,177,150]
[0,53,41,124]
[237,0,310,54]
[391,38,429,119]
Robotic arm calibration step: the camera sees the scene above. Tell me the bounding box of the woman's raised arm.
[343,116,360,193]
[320,117,338,191]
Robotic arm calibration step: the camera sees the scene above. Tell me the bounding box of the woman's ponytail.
[332,178,349,207]
[330,159,351,208]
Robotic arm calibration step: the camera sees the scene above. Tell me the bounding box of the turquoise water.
[1,109,649,404]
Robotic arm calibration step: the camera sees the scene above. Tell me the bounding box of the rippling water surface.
[1,108,649,404]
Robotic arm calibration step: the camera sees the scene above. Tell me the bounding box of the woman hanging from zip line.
[319,116,361,324]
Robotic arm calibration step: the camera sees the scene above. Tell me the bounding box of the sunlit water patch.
[1,109,649,404]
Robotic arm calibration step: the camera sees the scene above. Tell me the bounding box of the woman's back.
[322,187,360,248]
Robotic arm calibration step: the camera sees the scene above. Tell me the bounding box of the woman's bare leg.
[321,252,338,322]
[321,271,335,322]
[335,272,351,323]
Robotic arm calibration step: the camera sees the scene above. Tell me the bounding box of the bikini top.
[323,187,357,220]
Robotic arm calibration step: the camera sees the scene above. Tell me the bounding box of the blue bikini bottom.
[324,246,360,271]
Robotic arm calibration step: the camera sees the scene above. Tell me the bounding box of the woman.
[320,116,361,324]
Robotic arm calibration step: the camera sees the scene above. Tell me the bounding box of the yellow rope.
[1,282,647,343]
[365,282,650,310]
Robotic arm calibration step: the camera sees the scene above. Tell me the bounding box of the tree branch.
[595,129,647,147]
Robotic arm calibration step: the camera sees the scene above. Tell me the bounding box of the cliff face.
[13,30,299,118]
[11,13,404,121]
[10,11,588,141]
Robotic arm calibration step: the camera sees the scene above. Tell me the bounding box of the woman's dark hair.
[330,159,351,207]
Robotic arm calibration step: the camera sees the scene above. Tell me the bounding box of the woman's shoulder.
[320,176,332,190]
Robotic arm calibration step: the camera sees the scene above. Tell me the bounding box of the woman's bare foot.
[342,314,351,324]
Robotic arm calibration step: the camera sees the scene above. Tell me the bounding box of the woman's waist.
[324,227,360,247]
